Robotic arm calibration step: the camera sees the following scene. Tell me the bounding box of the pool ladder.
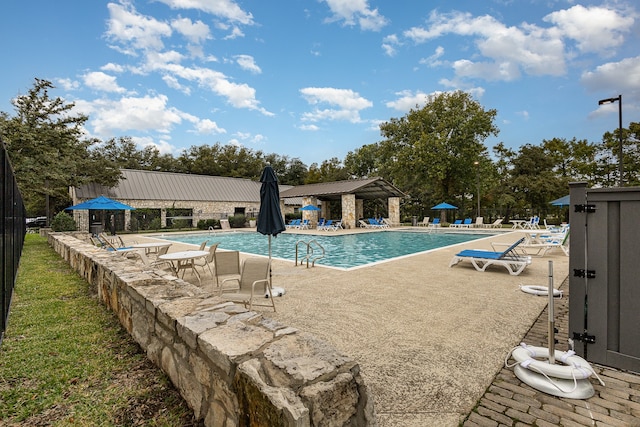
[295,239,325,268]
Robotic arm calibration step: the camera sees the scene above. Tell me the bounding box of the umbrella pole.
[268,235,272,288]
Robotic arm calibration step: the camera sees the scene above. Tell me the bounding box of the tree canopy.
[3,79,639,223]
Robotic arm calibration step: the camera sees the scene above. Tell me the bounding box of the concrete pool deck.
[126,228,570,426]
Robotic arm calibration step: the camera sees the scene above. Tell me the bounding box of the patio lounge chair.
[319,219,333,230]
[327,220,342,231]
[487,218,503,228]
[418,217,430,227]
[494,230,569,257]
[219,257,275,312]
[449,219,463,228]
[449,237,531,276]
[428,218,441,228]
[460,218,473,228]
[474,217,484,227]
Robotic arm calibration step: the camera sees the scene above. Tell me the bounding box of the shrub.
[228,215,246,228]
[51,211,77,232]
[197,219,220,230]
[148,217,162,230]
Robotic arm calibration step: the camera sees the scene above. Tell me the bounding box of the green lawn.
[0,234,202,426]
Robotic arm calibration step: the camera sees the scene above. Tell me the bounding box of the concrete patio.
[125,228,571,426]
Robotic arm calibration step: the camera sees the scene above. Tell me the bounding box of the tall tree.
[377,91,498,216]
[0,79,120,216]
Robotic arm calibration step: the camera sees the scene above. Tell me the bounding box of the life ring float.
[510,343,595,380]
[520,285,563,297]
[265,287,286,298]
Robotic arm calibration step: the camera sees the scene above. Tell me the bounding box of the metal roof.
[279,177,405,201]
[75,169,294,203]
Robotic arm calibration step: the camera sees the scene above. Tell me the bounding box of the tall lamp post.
[473,161,480,217]
[598,95,623,186]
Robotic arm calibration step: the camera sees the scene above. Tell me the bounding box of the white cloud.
[419,46,445,67]
[80,94,184,135]
[101,63,125,73]
[403,10,569,81]
[105,2,172,54]
[322,0,388,31]
[235,54,262,74]
[299,124,320,131]
[386,90,436,111]
[171,17,211,44]
[382,34,400,56]
[223,26,245,40]
[581,56,640,102]
[193,118,226,135]
[57,78,80,91]
[154,0,254,25]
[83,71,126,93]
[300,87,372,123]
[544,5,635,55]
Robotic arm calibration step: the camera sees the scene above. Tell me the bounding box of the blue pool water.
[160,230,494,269]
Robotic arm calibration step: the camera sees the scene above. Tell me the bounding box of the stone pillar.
[124,210,132,231]
[301,196,319,226]
[388,197,400,226]
[161,208,167,228]
[341,193,356,229]
[355,199,364,224]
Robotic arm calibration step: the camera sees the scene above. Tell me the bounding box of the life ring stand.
[508,343,596,380]
[520,285,563,297]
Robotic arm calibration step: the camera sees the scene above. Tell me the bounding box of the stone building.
[69,169,296,233]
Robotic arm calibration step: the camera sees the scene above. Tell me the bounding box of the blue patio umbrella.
[67,196,134,235]
[66,195,135,211]
[257,165,286,295]
[550,195,570,206]
[300,205,321,211]
[431,202,458,210]
[431,202,458,223]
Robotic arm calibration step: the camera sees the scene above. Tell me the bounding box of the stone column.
[388,197,400,226]
[124,210,132,231]
[355,199,364,224]
[301,196,319,226]
[161,208,167,228]
[341,193,356,229]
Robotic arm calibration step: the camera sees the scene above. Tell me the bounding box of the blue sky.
[1,0,638,166]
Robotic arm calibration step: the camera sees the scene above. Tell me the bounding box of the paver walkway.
[463,279,640,427]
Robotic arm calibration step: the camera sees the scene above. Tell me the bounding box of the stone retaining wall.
[47,233,376,426]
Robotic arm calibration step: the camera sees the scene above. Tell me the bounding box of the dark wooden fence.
[569,182,640,372]
[1,141,26,346]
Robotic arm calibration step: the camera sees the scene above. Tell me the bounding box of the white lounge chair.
[449,237,531,276]
[487,218,503,228]
[418,217,430,227]
[474,217,484,228]
[493,230,569,257]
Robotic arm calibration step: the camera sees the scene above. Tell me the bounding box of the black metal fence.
[1,141,26,346]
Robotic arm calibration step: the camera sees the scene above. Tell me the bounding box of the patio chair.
[194,243,219,277]
[449,219,463,228]
[460,218,473,228]
[213,250,241,286]
[219,257,275,312]
[418,217,430,227]
[449,237,531,276]
[327,220,342,231]
[428,218,441,228]
[487,218,503,228]
[496,229,569,257]
[474,217,484,228]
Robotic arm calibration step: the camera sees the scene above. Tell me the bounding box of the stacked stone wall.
[47,233,376,426]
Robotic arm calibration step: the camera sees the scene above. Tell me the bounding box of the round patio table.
[158,250,209,285]
[132,242,172,255]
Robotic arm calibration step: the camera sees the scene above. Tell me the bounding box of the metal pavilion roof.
[74,169,294,203]
[278,177,405,201]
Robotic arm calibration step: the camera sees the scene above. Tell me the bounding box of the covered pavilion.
[278,177,405,228]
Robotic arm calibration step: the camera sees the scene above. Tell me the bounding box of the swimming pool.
[159,230,495,270]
